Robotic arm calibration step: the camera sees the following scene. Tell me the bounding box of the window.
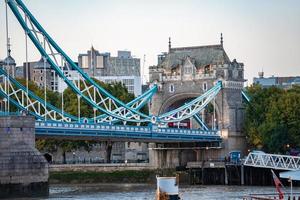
[169,84,175,93]
[96,56,104,68]
[203,82,207,91]
[81,56,89,69]
[184,67,192,74]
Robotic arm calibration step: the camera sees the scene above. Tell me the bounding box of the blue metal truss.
[0,67,78,122]
[242,90,250,103]
[156,81,222,123]
[193,113,209,131]
[6,0,222,125]
[0,67,156,123]
[7,0,153,123]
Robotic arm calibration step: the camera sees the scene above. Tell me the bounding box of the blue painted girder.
[35,121,222,143]
[7,0,152,123]
[242,90,250,102]
[193,113,209,131]
[0,61,156,123]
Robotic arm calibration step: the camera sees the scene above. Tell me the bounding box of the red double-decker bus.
[168,121,190,129]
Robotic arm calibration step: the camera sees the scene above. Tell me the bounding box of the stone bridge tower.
[149,36,246,163]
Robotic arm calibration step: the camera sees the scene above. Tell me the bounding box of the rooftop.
[161,43,230,69]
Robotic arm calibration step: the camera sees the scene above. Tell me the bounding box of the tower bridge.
[149,37,246,165]
[0,0,248,162]
[0,0,248,197]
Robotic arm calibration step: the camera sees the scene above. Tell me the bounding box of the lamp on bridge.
[72,152,76,164]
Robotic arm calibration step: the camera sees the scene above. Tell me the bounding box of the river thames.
[45,184,300,200]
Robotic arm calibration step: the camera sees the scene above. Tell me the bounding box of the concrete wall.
[0,116,49,198]
[43,141,149,164]
[49,163,153,172]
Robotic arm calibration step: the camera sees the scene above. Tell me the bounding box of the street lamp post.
[72,152,76,164]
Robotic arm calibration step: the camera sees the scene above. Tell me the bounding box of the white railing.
[244,152,300,170]
[162,74,215,82]
[162,75,181,81]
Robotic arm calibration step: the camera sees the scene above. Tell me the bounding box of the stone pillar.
[216,84,247,158]
[194,150,201,162]
[0,116,49,198]
[149,144,181,168]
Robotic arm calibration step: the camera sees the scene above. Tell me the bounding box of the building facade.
[78,47,141,96]
[95,76,141,95]
[253,71,300,89]
[17,47,142,96]
[18,58,58,91]
[149,36,246,167]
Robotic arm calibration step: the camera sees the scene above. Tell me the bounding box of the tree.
[62,79,136,118]
[244,84,300,153]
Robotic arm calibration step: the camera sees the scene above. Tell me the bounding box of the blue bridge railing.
[35,121,221,142]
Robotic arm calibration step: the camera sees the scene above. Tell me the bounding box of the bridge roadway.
[35,121,221,143]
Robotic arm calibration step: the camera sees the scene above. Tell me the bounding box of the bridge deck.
[35,121,222,143]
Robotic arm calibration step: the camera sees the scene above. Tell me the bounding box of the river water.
[45,184,300,200]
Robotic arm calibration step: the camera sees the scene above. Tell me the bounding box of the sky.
[0,0,299,84]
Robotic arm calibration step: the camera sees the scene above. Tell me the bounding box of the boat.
[156,176,181,200]
[243,170,300,200]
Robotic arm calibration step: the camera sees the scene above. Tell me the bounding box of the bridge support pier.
[149,144,180,168]
[0,116,49,198]
[149,143,197,168]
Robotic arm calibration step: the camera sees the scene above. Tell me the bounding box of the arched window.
[169,84,175,93]
[203,82,207,91]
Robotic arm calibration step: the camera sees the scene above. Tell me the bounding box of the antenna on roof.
[220,33,223,46]
[168,37,171,52]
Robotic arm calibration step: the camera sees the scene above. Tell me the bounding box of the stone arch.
[158,92,221,129]
[159,93,200,114]
[43,153,53,163]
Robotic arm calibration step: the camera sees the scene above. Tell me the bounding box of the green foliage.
[63,79,135,118]
[244,84,300,153]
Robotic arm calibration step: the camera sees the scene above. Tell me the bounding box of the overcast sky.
[0,0,299,84]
